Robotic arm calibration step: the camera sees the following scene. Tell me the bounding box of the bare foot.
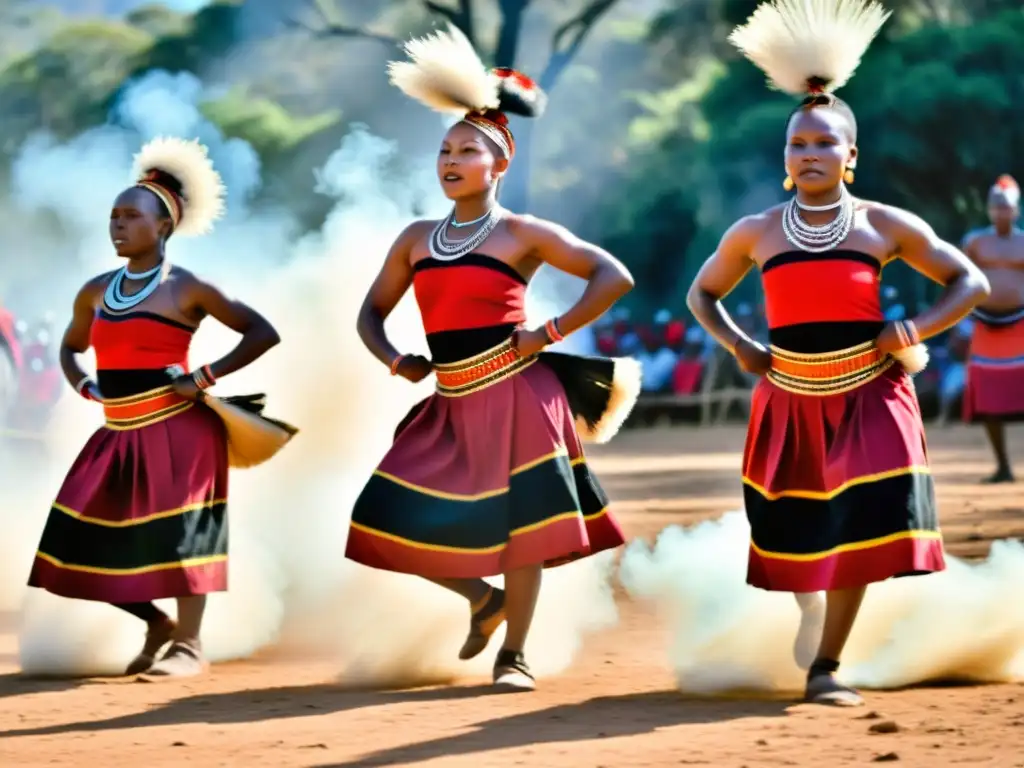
[460,587,506,661]
[804,673,864,707]
[137,641,207,682]
[492,649,535,693]
[125,618,176,676]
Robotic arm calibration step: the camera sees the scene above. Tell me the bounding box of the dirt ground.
[1,424,1023,767]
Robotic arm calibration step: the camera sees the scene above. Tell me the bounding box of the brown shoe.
[138,641,207,681]
[125,619,176,676]
[459,586,505,661]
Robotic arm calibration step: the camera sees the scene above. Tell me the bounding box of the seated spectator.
[637,326,678,393]
[672,327,705,395]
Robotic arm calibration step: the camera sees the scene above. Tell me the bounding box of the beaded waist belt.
[433,336,536,397]
[103,385,192,430]
[766,340,894,396]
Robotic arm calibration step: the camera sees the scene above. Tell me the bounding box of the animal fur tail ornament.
[165,366,298,469]
[728,0,891,95]
[132,136,226,237]
[539,353,642,443]
[891,345,929,376]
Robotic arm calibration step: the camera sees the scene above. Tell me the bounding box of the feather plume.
[132,137,225,237]
[387,23,499,116]
[728,0,891,96]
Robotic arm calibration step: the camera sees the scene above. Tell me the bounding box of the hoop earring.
[783,175,794,192]
[844,168,855,184]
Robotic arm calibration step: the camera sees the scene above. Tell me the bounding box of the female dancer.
[962,175,1024,482]
[345,25,638,691]
[688,0,989,706]
[28,137,285,679]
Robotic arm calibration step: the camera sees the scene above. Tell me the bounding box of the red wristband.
[544,318,564,343]
[390,354,407,376]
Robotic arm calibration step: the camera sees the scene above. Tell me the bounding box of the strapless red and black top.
[761,249,884,354]
[413,253,527,364]
[90,309,194,397]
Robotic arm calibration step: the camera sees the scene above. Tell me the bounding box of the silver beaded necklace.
[782,186,855,253]
[428,206,503,261]
[103,262,166,313]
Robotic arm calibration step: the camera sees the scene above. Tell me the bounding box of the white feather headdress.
[387,23,500,116]
[386,23,546,159]
[728,0,891,96]
[131,136,226,237]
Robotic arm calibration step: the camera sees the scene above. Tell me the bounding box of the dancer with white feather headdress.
[686,0,990,705]
[27,137,295,680]
[344,24,637,690]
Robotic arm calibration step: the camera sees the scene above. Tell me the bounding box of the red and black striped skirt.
[28,384,230,602]
[345,355,626,578]
[744,361,945,592]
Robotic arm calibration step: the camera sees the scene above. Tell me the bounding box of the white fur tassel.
[132,136,225,237]
[387,23,499,117]
[891,343,929,375]
[728,0,891,95]
[575,358,642,444]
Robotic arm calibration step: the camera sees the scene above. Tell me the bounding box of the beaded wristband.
[544,318,564,344]
[390,354,407,376]
[191,364,217,390]
[893,321,910,349]
[904,319,921,346]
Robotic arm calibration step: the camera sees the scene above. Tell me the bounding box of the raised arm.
[512,215,634,354]
[686,214,771,374]
[875,206,990,347]
[356,221,432,382]
[59,277,104,400]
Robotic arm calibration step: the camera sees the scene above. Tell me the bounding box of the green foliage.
[124,4,190,38]
[128,0,245,78]
[591,5,1024,312]
[0,20,152,142]
[200,88,341,156]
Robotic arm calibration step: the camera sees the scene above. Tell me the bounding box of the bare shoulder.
[402,219,437,241]
[862,200,932,234]
[505,212,564,239]
[81,270,117,298]
[167,264,204,288]
[720,207,777,248]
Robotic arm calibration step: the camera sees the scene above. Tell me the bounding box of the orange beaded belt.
[103,385,193,430]
[766,340,894,396]
[433,336,536,397]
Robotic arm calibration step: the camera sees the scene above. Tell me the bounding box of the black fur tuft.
[494,69,547,118]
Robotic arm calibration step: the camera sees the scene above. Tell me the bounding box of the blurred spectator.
[937,319,971,422]
[637,324,678,392]
[671,326,705,395]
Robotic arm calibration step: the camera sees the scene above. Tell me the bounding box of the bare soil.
[1,424,1023,767]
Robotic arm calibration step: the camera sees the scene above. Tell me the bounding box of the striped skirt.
[744,348,945,592]
[963,308,1024,422]
[345,357,626,578]
[28,386,230,602]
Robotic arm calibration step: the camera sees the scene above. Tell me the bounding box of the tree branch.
[541,0,619,90]
[284,0,400,45]
[552,0,617,56]
[423,0,476,45]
